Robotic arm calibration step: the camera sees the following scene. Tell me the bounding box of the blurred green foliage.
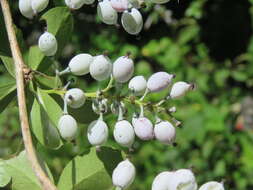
[1,0,253,189]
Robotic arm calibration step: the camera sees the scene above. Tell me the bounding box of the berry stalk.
[0,1,57,189]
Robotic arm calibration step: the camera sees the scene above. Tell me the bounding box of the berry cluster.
[35,19,195,150]
[52,50,194,149]
[19,0,171,35]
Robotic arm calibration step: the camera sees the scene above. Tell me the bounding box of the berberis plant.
[0,0,226,190]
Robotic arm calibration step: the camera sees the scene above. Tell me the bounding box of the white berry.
[97,0,118,25]
[19,0,34,19]
[128,75,147,95]
[65,0,85,9]
[113,56,134,83]
[168,169,197,190]
[121,8,143,35]
[132,117,154,140]
[65,88,85,109]
[89,55,112,81]
[199,181,225,190]
[31,0,49,14]
[113,120,135,148]
[170,81,193,99]
[112,159,136,189]
[154,121,176,144]
[110,0,129,12]
[38,32,58,56]
[147,72,174,92]
[58,114,78,141]
[152,171,174,190]
[87,120,108,146]
[68,54,93,76]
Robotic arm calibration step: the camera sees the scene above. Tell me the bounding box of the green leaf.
[27,46,53,70]
[3,150,54,190]
[68,100,97,124]
[34,74,62,89]
[0,80,17,113]
[58,147,123,190]
[30,98,62,149]
[0,160,11,187]
[0,54,15,78]
[37,88,62,127]
[41,7,74,57]
[0,12,11,56]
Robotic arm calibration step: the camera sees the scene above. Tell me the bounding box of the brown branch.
[0,0,57,190]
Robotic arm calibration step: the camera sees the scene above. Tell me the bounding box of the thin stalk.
[0,1,57,189]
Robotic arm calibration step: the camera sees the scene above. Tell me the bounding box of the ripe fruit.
[31,0,49,14]
[65,0,85,9]
[113,56,134,83]
[65,88,85,108]
[89,55,112,81]
[19,0,34,19]
[128,75,147,95]
[58,114,78,141]
[121,8,143,35]
[113,120,135,148]
[38,32,58,56]
[152,171,174,190]
[132,117,154,140]
[199,181,225,190]
[110,0,129,12]
[112,159,136,189]
[170,81,194,99]
[97,0,118,25]
[169,169,197,190]
[154,121,176,144]
[68,54,93,76]
[147,72,174,92]
[150,0,170,4]
[87,120,108,146]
